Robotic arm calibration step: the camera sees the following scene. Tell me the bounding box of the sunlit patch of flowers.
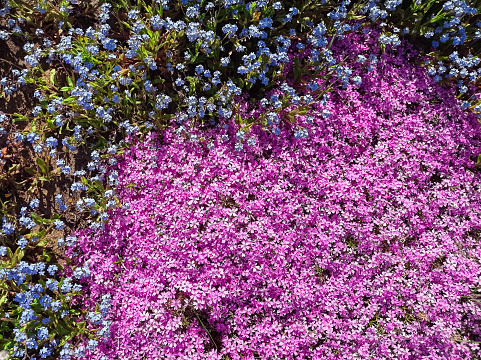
[0,0,481,359]
[69,30,481,359]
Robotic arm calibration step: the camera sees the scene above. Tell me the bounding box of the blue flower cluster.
[0,255,84,358]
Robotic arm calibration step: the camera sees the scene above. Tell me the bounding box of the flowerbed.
[1,0,481,359]
[70,30,481,359]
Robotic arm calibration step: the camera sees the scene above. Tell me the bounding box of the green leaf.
[56,324,71,336]
[26,230,46,240]
[39,249,50,262]
[13,113,29,122]
[36,239,48,247]
[30,212,41,223]
[60,86,72,92]
[62,96,76,105]
[69,309,82,316]
[12,248,25,266]
[50,69,57,86]
[235,113,243,125]
[94,180,105,192]
[30,212,50,226]
[24,167,36,176]
[92,136,107,150]
[0,293,7,306]
[36,158,48,174]
[289,105,309,116]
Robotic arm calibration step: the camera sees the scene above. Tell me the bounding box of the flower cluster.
[71,30,481,359]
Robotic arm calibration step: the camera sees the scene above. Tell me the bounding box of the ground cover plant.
[70,28,481,359]
[0,0,481,359]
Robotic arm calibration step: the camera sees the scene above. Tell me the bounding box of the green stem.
[0,58,23,70]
